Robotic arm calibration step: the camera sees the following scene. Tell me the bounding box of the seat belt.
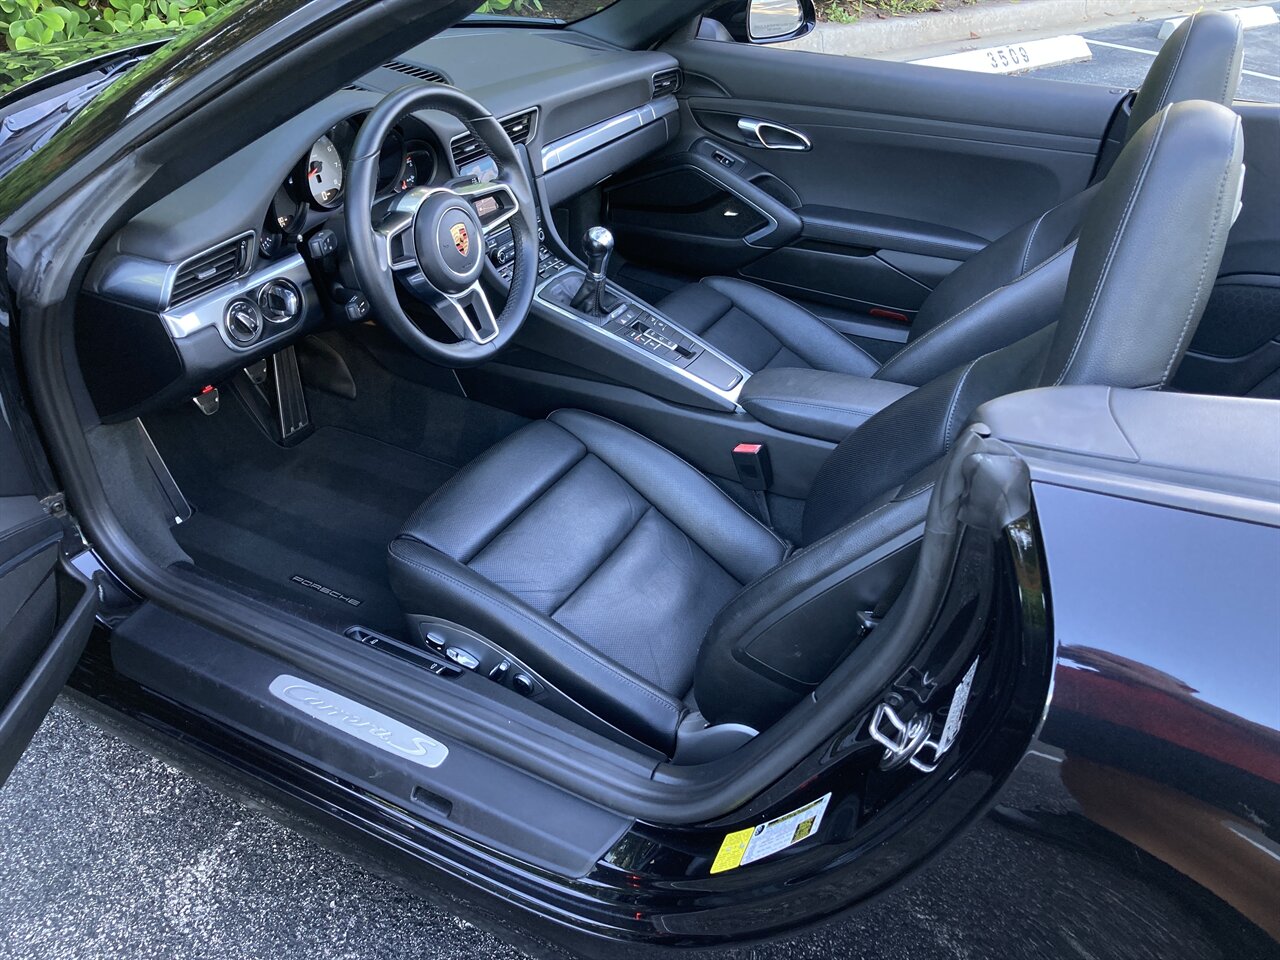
[732,442,773,528]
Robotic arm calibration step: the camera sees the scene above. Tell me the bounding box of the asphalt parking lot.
[2,8,1277,960]
[1027,2,1279,101]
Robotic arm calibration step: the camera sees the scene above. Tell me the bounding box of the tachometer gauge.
[305,135,344,208]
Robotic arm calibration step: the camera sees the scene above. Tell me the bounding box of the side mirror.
[701,0,816,44]
[747,0,815,43]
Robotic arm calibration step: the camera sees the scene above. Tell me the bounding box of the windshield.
[468,0,621,22]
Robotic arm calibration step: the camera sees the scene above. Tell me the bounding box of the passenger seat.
[655,11,1244,386]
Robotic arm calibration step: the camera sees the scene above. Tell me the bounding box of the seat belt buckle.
[733,443,774,528]
[732,443,772,491]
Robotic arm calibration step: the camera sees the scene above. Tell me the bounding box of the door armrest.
[799,206,988,260]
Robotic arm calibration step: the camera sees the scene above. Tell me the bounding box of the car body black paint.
[0,1,1275,955]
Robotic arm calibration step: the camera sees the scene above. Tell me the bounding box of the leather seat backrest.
[1125,10,1245,143]
[693,100,1244,729]
[876,10,1244,388]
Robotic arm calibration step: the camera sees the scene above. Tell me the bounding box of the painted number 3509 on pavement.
[988,45,1033,69]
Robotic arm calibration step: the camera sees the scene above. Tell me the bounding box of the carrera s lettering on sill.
[290,575,363,606]
[269,675,449,768]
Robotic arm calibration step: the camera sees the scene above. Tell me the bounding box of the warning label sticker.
[938,657,979,754]
[710,793,832,875]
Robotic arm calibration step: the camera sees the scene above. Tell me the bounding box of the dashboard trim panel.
[541,96,678,173]
[159,253,317,351]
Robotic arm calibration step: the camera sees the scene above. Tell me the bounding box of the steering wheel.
[346,85,539,366]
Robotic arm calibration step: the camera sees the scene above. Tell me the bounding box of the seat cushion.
[658,276,881,377]
[388,409,787,750]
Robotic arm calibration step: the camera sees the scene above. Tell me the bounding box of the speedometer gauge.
[305,135,344,208]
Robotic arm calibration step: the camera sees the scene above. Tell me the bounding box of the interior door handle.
[737,118,812,151]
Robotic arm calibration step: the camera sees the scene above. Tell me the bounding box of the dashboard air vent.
[652,69,682,97]
[450,109,537,170]
[383,61,450,84]
[169,236,251,308]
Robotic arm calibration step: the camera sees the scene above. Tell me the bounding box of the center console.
[536,269,744,393]
[485,222,747,399]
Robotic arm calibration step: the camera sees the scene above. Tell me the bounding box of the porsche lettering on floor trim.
[290,575,363,606]
[269,675,449,768]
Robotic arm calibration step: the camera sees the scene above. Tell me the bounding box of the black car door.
[603,23,1125,350]
[0,326,98,786]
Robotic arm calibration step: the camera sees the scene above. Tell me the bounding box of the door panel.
[0,378,97,786]
[607,38,1123,340]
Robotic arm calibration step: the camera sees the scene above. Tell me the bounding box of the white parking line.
[1158,4,1279,40]
[1085,37,1280,82]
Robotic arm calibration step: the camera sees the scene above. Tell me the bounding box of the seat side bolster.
[388,537,686,753]
[694,486,933,730]
[876,241,1076,387]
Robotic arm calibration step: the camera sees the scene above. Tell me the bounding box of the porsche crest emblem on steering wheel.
[451,223,470,257]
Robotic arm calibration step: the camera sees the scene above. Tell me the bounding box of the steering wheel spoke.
[398,270,499,345]
[440,282,500,345]
[376,187,430,272]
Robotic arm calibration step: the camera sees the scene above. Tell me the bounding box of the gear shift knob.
[583,226,614,280]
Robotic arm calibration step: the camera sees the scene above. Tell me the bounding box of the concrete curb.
[786,0,1238,58]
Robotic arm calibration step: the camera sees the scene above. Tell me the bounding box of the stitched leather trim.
[461,447,589,565]
[548,505,653,619]
[879,242,1075,384]
[548,409,789,552]
[1159,120,1240,385]
[943,360,979,450]
[1054,110,1169,386]
[1020,207,1051,274]
[706,277,880,374]
[747,396,884,418]
[1151,14,1194,118]
[1220,22,1243,103]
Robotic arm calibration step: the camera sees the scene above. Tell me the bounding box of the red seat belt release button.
[732,443,772,491]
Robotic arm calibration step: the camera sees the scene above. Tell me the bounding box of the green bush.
[0,0,234,50]
[474,0,544,13]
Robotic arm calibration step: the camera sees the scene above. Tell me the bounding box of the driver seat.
[388,101,1242,755]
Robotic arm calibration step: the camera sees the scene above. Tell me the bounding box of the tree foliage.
[0,0,234,50]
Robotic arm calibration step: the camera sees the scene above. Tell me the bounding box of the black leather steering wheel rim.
[346,84,540,367]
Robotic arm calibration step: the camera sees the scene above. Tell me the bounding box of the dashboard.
[77,27,680,421]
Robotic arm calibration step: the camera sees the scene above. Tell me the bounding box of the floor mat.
[147,395,456,636]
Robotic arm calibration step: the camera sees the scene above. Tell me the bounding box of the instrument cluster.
[260,114,441,259]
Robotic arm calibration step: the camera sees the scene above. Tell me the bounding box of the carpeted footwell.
[141,331,528,635]
[147,397,454,635]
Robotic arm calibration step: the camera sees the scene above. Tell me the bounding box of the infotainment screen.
[458,155,499,184]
